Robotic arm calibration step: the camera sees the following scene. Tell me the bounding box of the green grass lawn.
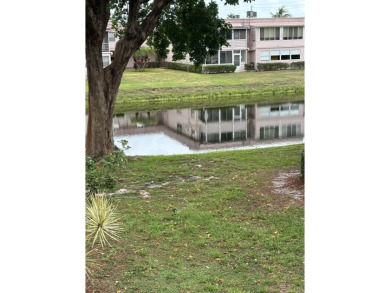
[89,145,304,293]
[85,68,304,113]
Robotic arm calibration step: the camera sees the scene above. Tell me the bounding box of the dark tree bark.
[85,0,172,158]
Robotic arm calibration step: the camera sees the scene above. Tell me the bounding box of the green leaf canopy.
[110,0,252,67]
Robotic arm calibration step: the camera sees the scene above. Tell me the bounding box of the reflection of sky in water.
[114,133,190,156]
[114,132,304,156]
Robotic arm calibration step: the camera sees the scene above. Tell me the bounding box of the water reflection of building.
[248,103,304,140]
[112,102,304,150]
[164,105,247,144]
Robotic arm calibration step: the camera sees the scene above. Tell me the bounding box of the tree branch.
[140,0,172,38]
[109,0,172,73]
[86,0,110,45]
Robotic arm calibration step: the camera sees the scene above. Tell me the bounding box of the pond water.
[109,98,304,156]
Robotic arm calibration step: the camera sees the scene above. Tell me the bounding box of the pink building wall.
[163,17,304,72]
[95,17,304,74]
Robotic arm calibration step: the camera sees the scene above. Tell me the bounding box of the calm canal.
[101,98,304,156]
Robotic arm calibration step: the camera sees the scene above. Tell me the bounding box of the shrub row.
[148,62,237,74]
[161,62,202,73]
[202,65,236,74]
[144,60,305,72]
[257,61,305,71]
[290,61,305,70]
[244,64,255,71]
[146,61,161,68]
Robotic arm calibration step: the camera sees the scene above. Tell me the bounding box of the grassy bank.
[85,69,304,113]
[89,144,304,293]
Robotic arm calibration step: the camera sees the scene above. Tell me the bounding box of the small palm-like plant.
[86,194,122,247]
[271,5,292,18]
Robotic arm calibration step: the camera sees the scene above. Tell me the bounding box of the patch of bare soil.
[85,278,94,293]
[271,170,304,206]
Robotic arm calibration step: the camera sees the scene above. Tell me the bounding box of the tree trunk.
[85,0,172,158]
[85,0,113,157]
[85,37,141,158]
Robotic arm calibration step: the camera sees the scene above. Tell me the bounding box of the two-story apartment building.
[97,16,304,72]
[203,16,304,72]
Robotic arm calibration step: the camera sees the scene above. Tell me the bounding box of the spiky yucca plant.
[86,194,122,247]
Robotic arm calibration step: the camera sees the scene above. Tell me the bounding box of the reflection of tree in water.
[133,112,157,126]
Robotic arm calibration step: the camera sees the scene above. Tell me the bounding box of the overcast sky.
[213,0,304,19]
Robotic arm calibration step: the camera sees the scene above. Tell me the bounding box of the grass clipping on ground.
[88,145,304,293]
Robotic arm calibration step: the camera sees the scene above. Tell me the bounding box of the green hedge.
[162,62,202,73]
[257,61,305,71]
[146,61,161,68]
[202,65,236,74]
[290,61,305,70]
[244,64,255,71]
[257,62,288,71]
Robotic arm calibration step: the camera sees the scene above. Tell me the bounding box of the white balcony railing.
[102,43,109,52]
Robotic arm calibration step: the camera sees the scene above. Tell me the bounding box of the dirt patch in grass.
[231,167,303,214]
[270,169,304,206]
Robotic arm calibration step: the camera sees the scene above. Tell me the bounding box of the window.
[102,56,110,68]
[234,106,241,120]
[220,51,232,64]
[260,49,301,62]
[108,32,115,42]
[280,105,290,117]
[221,108,233,121]
[270,105,280,117]
[281,123,302,138]
[221,132,233,142]
[260,51,270,61]
[207,133,219,143]
[206,53,219,64]
[226,30,232,40]
[283,26,303,40]
[240,50,247,64]
[290,49,301,60]
[177,123,182,133]
[200,110,207,122]
[234,131,246,140]
[209,109,219,122]
[260,125,279,140]
[259,106,271,116]
[233,29,246,40]
[271,50,280,60]
[290,104,299,115]
[201,132,206,143]
[241,107,246,119]
[260,27,280,40]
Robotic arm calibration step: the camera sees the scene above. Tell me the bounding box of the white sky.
[214,0,304,18]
